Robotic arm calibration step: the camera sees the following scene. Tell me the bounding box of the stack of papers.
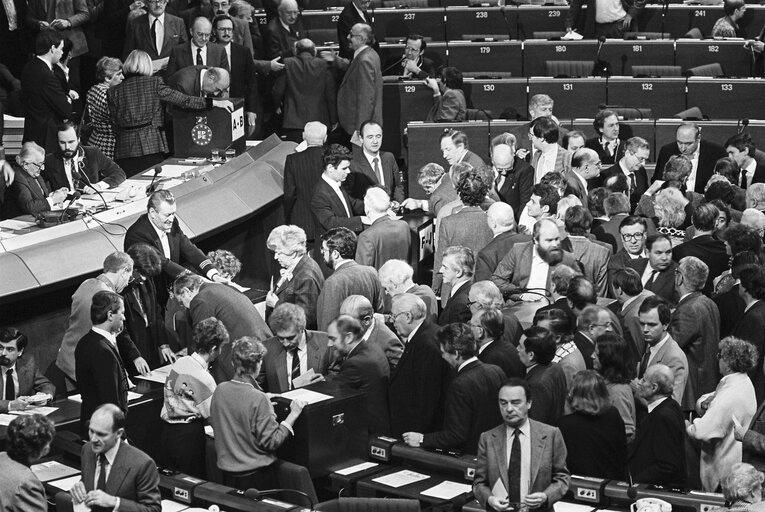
[10,406,58,416]
[48,475,82,492]
[372,470,430,488]
[420,481,472,500]
[135,365,172,384]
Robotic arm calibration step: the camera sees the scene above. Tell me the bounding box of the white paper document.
[420,480,472,500]
[492,478,508,500]
[372,470,430,488]
[31,461,80,482]
[68,391,142,403]
[10,406,57,416]
[335,462,379,475]
[48,475,83,492]
[0,414,15,426]
[204,425,214,438]
[143,165,196,179]
[135,365,172,383]
[280,388,332,404]
[0,219,37,230]
[160,499,190,512]
[561,31,584,40]
[555,502,598,512]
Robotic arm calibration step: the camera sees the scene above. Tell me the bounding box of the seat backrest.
[545,60,593,77]
[632,65,682,77]
[307,28,337,45]
[533,31,565,39]
[682,27,704,39]
[274,460,318,507]
[466,108,492,121]
[686,63,725,77]
[315,498,422,512]
[463,71,513,79]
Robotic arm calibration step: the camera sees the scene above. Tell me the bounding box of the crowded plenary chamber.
[5,0,765,509]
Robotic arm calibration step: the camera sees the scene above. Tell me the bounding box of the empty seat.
[632,65,682,77]
[545,60,593,77]
[686,63,725,77]
[533,31,566,39]
[682,27,704,39]
[306,28,337,45]
[466,108,492,120]
[461,34,510,41]
[608,106,654,119]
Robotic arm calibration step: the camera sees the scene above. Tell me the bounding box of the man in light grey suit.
[564,205,611,297]
[474,378,570,511]
[355,187,410,270]
[336,23,382,143]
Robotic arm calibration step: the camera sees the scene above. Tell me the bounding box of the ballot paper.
[68,391,142,403]
[135,364,172,384]
[160,500,190,512]
[204,425,215,438]
[335,462,379,475]
[561,31,584,40]
[48,475,83,492]
[280,387,332,404]
[554,502,598,512]
[372,470,430,488]
[420,480,472,500]
[31,461,80,482]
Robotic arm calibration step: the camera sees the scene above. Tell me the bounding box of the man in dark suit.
[265,0,303,59]
[317,227,384,331]
[0,0,25,78]
[394,34,435,78]
[43,121,126,193]
[491,143,533,221]
[0,327,55,413]
[336,0,374,60]
[653,123,727,194]
[564,149,601,209]
[124,0,187,67]
[734,265,765,403]
[310,144,367,238]
[441,129,486,170]
[584,110,625,168]
[355,187,410,270]
[521,326,567,426]
[600,137,650,212]
[69,404,161,512]
[404,323,504,454]
[612,268,654,359]
[475,202,532,282]
[74,291,133,435]
[284,123,326,241]
[166,65,230,97]
[472,307,524,378]
[438,246,474,326]
[173,274,272,383]
[21,31,72,153]
[530,117,572,182]
[388,293,450,437]
[273,39,336,141]
[627,234,678,305]
[166,17,230,77]
[673,203,729,295]
[575,305,616,370]
[258,303,330,393]
[725,132,765,190]
[340,294,404,371]
[473,378,570,512]
[327,315,390,434]
[9,142,67,216]
[336,23,382,142]
[348,121,403,202]
[628,364,687,487]
[669,256,720,411]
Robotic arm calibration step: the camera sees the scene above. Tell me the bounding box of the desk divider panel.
[675,40,755,78]
[515,5,570,39]
[600,40,675,75]
[523,40,599,76]
[686,78,765,119]
[527,77,607,118]
[445,7,514,40]
[606,77,686,118]
[447,41,523,75]
[302,10,340,34]
[373,7,447,42]
[463,78,528,119]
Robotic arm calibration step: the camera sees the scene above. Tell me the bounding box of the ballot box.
[272,381,368,478]
[173,98,246,158]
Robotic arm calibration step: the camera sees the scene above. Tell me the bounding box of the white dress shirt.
[685,146,701,193]
[522,249,549,301]
[149,13,166,55]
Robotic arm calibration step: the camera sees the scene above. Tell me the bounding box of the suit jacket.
[573,331,596,371]
[475,231,532,282]
[423,360,505,454]
[21,58,72,153]
[257,330,331,393]
[619,289,654,358]
[673,235,729,296]
[310,178,365,236]
[496,157,534,221]
[434,205,494,292]
[654,140,727,194]
[474,420,570,511]
[43,145,126,192]
[0,355,55,413]
[9,167,52,216]
[509,121,569,156]
[330,339,390,434]
[601,163,649,211]
[641,335,689,405]
[124,13,187,61]
[336,2,376,59]
[492,241,579,297]
[0,452,47,512]
[592,212,629,253]
[715,284,746,339]
[526,363,568,426]
[479,339,524,379]
[75,330,131,434]
[430,176,458,217]
[426,88,466,123]
[267,254,324,330]
[668,291,720,410]
[438,281,472,326]
[743,400,765,472]
[565,0,645,37]
[388,319,450,436]
[284,146,324,240]
[166,65,211,97]
[532,145,572,181]
[225,42,259,113]
[563,169,589,208]
[165,42,230,78]
[367,318,404,371]
[273,52,336,131]
[337,46,382,136]
[585,137,626,167]
[626,259,679,305]
[265,17,303,59]
[79,441,161,512]
[26,0,89,58]
[189,283,272,383]
[406,283,439,323]
[347,148,404,202]
[734,301,765,404]
[317,261,384,331]
[627,397,687,487]
[355,215,411,270]
[568,235,611,297]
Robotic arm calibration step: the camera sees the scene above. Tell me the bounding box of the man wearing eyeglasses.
[166,17,229,77]
[266,0,303,59]
[575,305,614,369]
[653,122,726,194]
[601,136,650,211]
[399,34,435,79]
[9,141,68,215]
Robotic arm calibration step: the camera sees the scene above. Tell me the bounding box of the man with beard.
[0,328,55,413]
[627,234,678,305]
[653,123,726,194]
[492,218,578,301]
[43,121,126,194]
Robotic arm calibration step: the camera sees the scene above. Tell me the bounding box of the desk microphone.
[146,166,162,196]
[72,158,109,211]
[243,488,314,510]
[592,35,610,77]
[382,55,407,75]
[739,118,750,134]
[58,190,81,224]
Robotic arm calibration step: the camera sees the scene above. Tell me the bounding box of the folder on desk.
[31,461,80,483]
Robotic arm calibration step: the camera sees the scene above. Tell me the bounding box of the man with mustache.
[492,218,578,302]
[0,328,55,413]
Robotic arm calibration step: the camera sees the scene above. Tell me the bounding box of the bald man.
[266,0,304,59]
[564,148,601,209]
[167,66,230,97]
[474,202,532,282]
[654,122,726,194]
[492,142,533,218]
[166,17,230,77]
[355,187,411,269]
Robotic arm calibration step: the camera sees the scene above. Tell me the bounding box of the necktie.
[639,347,651,378]
[508,428,521,503]
[372,157,382,184]
[289,347,300,389]
[196,47,203,66]
[646,269,658,288]
[495,172,505,192]
[150,18,158,54]
[4,368,13,400]
[35,176,46,196]
[628,173,636,196]
[741,169,748,190]
[97,454,108,491]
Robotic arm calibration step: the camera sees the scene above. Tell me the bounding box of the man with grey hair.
[378,259,437,321]
[388,293,448,437]
[564,148,601,208]
[355,187,410,269]
[474,202,531,282]
[167,65,231,97]
[283,122,327,240]
[166,17,230,78]
[339,295,403,370]
[10,141,68,215]
[492,143,533,217]
[602,136,650,209]
[673,202,728,294]
[746,183,765,212]
[629,364,687,487]
[741,208,765,238]
[468,280,523,346]
[669,256,720,411]
[266,0,304,59]
[438,246,475,325]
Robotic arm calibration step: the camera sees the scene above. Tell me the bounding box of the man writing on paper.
[473,378,570,512]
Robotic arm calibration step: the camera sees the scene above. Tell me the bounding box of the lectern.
[173,97,246,158]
